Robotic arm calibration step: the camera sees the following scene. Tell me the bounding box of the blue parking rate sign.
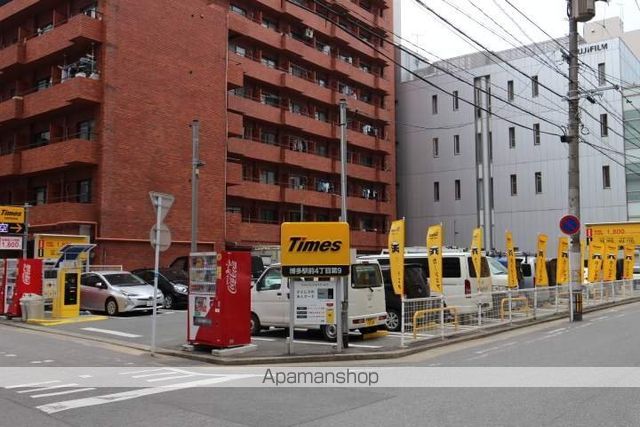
[559,215,580,235]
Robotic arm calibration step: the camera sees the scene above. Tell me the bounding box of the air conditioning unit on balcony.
[304,27,314,39]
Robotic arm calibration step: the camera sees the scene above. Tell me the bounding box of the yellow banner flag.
[505,231,518,288]
[388,219,405,296]
[535,234,549,286]
[623,245,635,280]
[470,227,482,280]
[587,241,604,283]
[427,224,443,294]
[581,239,586,284]
[556,237,569,285]
[603,243,618,282]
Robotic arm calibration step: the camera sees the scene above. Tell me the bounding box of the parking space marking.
[251,337,276,342]
[31,388,96,399]
[132,371,180,378]
[119,368,166,375]
[292,340,382,349]
[81,328,142,338]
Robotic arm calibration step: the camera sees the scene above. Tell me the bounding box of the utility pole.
[567,2,581,286]
[567,0,602,284]
[339,99,349,350]
[191,120,201,253]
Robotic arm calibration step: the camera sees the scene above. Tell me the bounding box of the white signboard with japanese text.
[292,279,337,326]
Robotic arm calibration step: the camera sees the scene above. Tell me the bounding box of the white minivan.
[359,249,493,314]
[251,261,387,340]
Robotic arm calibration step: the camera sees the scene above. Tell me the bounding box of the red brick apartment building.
[0,0,395,268]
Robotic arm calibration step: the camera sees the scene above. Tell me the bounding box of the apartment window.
[261,92,280,107]
[598,62,606,86]
[602,165,611,189]
[535,172,542,194]
[32,130,50,147]
[35,77,51,91]
[77,180,92,203]
[259,208,277,223]
[510,174,517,196]
[432,138,439,157]
[432,94,438,115]
[262,17,277,30]
[231,44,246,57]
[77,120,95,140]
[229,4,246,16]
[454,179,461,200]
[508,127,516,148]
[34,186,47,205]
[261,55,277,69]
[600,114,608,137]
[507,80,514,101]
[434,181,440,202]
[259,170,276,185]
[261,130,278,145]
[533,123,540,145]
[452,91,459,111]
[531,75,539,97]
[453,135,460,155]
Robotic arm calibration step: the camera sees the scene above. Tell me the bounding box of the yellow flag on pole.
[427,224,443,294]
[505,231,518,288]
[556,237,569,285]
[388,219,405,296]
[470,227,482,280]
[623,245,635,280]
[603,243,618,282]
[535,234,549,286]
[587,241,604,283]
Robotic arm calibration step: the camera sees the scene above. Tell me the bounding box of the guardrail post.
[440,296,445,340]
[400,295,405,348]
[508,288,513,324]
[533,287,537,320]
[477,302,482,327]
[600,281,604,304]
[569,282,574,322]
[555,286,559,313]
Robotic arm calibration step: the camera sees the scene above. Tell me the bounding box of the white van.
[359,249,493,314]
[251,261,387,340]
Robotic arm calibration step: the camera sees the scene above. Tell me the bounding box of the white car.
[251,261,387,340]
[81,271,164,316]
[360,249,494,314]
[487,257,509,291]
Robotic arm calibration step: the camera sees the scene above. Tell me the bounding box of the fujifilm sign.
[579,42,608,55]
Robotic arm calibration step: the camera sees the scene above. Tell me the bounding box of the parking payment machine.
[52,244,95,318]
[0,259,18,316]
[188,251,251,348]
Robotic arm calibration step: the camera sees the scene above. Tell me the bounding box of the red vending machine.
[0,259,18,316]
[187,251,251,348]
[7,259,43,317]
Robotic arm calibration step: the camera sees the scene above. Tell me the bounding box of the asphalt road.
[2,303,640,426]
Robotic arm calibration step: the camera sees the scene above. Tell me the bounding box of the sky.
[398,0,640,61]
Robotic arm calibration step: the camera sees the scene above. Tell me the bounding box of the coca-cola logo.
[226,260,238,295]
[22,264,31,286]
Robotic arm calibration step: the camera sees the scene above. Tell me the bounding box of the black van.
[380,264,429,331]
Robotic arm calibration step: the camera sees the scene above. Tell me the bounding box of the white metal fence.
[400,280,640,346]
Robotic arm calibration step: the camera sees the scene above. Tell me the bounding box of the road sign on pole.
[560,214,581,236]
[149,224,171,252]
[149,191,174,356]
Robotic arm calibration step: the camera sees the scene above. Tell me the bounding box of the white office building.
[397,24,640,255]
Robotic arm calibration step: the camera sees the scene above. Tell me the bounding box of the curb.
[2,296,639,365]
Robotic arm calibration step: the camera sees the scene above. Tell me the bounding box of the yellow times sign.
[280,222,350,277]
[586,222,640,246]
[0,206,25,223]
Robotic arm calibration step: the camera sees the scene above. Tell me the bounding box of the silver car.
[81,271,164,316]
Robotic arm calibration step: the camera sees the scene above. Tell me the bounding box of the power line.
[411,0,567,100]
[292,0,565,137]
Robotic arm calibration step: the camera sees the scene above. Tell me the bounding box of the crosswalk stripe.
[17,384,79,394]
[6,380,60,389]
[37,375,250,414]
[31,388,97,399]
